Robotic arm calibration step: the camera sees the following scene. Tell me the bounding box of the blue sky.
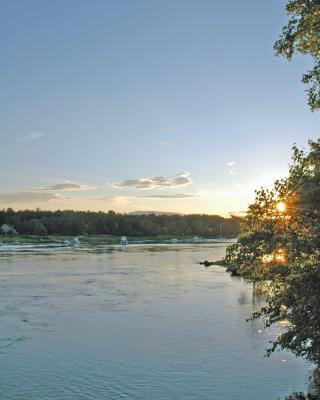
[0,0,319,215]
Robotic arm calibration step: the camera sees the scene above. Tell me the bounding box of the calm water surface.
[0,243,310,399]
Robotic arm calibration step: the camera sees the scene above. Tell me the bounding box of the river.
[0,243,310,399]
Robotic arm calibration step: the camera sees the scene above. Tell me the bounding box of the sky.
[0,0,319,216]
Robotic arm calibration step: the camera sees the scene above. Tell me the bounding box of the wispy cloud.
[140,193,196,199]
[31,181,95,191]
[227,161,236,176]
[93,196,134,205]
[94,193,196,201]
[17,131,46,142]
[113,173,192,190]
[0,192,63,203]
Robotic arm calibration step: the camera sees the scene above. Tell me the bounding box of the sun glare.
[275,249,286,263]
[261,248,286,265]
[276,201,286,213]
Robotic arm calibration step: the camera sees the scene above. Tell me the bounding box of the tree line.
[0,208,240,237]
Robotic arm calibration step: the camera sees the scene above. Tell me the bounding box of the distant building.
[0,224,17,235]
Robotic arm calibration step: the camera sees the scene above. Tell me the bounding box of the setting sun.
[276,201,286,213]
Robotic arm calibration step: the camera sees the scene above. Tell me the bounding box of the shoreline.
[0,234,237,246]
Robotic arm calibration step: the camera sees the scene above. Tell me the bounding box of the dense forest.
[0,208,240,237]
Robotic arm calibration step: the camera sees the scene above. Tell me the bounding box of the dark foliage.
[275,0,320,111]
[225,140,320,365]
[0,208,240,238]
[283,393,319,400]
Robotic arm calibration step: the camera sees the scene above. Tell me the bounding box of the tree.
[225,140,320,365]
[33,221,47,236]
[274,0,320,111]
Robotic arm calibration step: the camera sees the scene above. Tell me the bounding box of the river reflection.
[283,368,320,399]
[0,243,311,400]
